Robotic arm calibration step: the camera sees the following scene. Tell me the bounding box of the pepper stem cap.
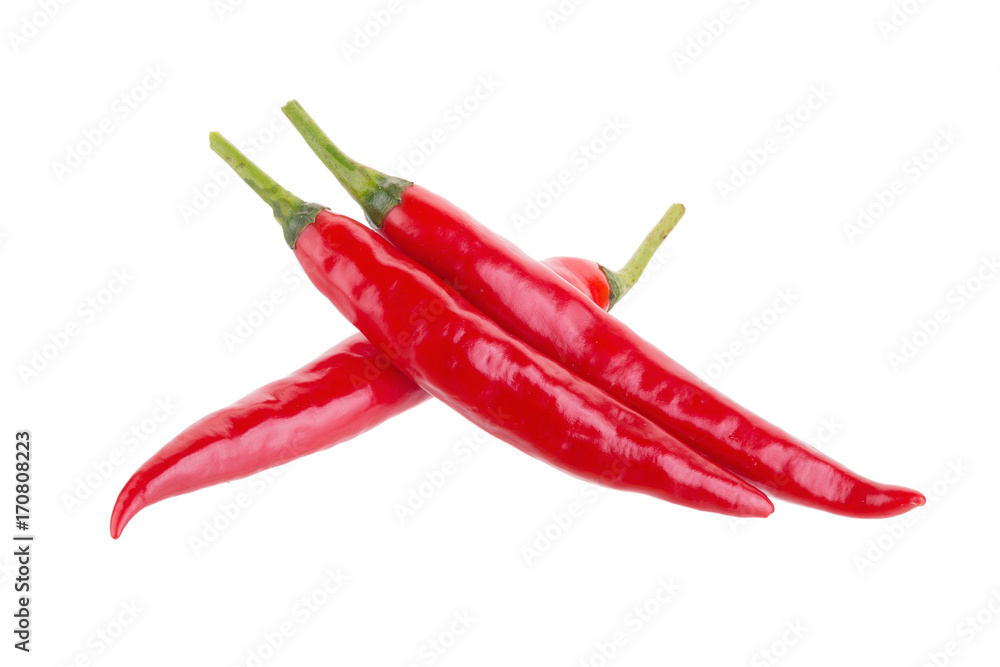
[602,203,685,308]
[208,131,324,248]
[281,100,411,228]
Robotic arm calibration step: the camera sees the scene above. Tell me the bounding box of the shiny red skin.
[378,186,925,518]
[110,335,426,538]
[294,211,774,518]
[543,256,611,308]
[110,257,610,538]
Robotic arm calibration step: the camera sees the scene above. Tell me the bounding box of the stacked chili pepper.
[110,102,924,539]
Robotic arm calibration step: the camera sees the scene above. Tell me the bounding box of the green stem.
[281,100,411,228]
[602,203,685,309]
[208,132,324,248]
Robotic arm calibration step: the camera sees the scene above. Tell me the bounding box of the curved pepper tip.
[745,490,775,518]
[856,485,926,519]
[109,480,143,540]
[887,486,926,516]
[109,501,129,540]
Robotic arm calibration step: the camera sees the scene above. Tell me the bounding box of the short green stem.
[602,203,685,308]
[209,132,323,248]
[281,100,411,228]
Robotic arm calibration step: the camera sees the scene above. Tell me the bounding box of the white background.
[2,0,999,665]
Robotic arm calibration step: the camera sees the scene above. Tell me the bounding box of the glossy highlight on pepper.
[110,335,424,539]
[208,132,775,518]
[110,245,653,538]
[282,100,925,518]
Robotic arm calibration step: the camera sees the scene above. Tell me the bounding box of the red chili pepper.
[110,335,423,539]
[109,223,670,538]
[543,256,611,308]
[206,132,775,518]
[282,101,925,518]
